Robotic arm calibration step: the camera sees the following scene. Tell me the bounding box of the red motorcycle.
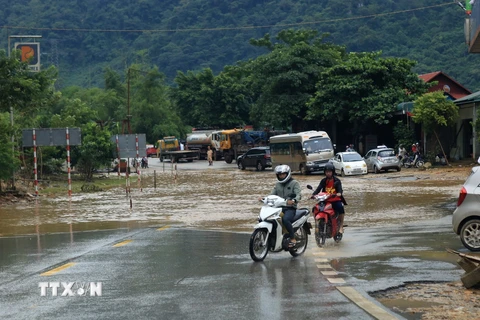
[307,185,343,247]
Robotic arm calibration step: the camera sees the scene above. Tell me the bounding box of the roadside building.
[453,91,480,160]
[395,71,473,160]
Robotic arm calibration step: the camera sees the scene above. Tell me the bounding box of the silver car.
[363,148,401,173]
[452,166,480,251]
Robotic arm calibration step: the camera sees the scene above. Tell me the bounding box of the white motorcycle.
[249,194,312,262]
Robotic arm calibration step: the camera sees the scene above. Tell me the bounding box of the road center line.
[316,264,333,269]
[113,240,133,247]
[40,262,76,276]
[157,226,171,231]
[336,286,400,320]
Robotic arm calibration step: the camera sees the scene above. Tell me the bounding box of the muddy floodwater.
[0,167,466,237]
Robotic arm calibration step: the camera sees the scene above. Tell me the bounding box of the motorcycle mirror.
[306,185,313,190]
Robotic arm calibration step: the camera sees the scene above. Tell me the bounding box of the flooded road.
[1,161,476,319]
[0,161,465,237]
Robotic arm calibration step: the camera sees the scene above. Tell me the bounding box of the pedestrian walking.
[207,146,213,166]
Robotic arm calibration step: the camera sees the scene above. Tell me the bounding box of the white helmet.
[275,165,291,183]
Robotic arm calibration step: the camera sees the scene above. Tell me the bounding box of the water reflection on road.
[0,168,463,236]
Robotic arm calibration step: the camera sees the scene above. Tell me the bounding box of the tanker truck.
[186,133,212,160]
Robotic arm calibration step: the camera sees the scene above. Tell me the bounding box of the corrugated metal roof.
[453,90,480,105]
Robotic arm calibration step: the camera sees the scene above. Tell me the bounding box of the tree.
[128,65,187,141]
[412,91,459,163]
[0,113,19,185]
[246,29,346,131]
[73,122,114,181]
[0,50,58,114]
[308,52,429,135]
[171,66,251,129]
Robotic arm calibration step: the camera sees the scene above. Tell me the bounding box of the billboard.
[14,42,40,72]
[22,128,81,147]
[111,134,147,158]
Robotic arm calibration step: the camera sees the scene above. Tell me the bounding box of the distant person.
[411,143,417,154]
[346,144,355,152]
[398,145,407,164]
[180,142,185,151]
[207,146,213,166]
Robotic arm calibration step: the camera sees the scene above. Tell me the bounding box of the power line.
[0,2,455,34]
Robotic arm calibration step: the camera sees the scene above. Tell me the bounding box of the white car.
[330,152,367,176]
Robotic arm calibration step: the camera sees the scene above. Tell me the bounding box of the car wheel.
[237,161,245,170]
[396,166,401,172]
[460,219,480,251]
[374,165,380,174]
[256,161,264,171]
[300,165,309,175]
[341,169,346,177]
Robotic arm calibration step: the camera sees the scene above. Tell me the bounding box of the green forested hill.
[1,0,479,90]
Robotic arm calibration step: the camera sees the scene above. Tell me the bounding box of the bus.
[269,131,335,175]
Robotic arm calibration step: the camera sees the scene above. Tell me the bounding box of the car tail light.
[457,187,467,207]
[264,154,271,159]
[377,156,383,162]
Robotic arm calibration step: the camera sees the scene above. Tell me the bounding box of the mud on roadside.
[366,163,479,319]
[371,281,480,320]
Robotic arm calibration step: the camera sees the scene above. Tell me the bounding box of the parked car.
[452,166,480,251]
[364,147,401,173]
[237,147,272,171]
[330,152,367,176]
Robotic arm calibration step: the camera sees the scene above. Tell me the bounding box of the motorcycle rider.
[259,165,302,247]
[312,163,347,235]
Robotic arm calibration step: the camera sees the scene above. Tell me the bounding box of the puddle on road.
[0,169,463,237]
[375,297,439,320]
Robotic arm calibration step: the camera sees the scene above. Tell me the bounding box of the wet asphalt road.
[0,227,387,320]
[0,158,474,319]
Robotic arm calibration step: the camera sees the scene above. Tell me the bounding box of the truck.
[186,128,223,160]
[186,132,213,160]
[156,136,199,163]
[212,129,272,164]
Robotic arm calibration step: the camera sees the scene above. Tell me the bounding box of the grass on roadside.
[19,173,141,196]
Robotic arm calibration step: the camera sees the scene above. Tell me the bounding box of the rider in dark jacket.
[312,163,347,234]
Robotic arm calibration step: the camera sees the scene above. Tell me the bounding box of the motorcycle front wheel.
[315,220,327,247]
[249,229,269,262]
[290,226,308,257]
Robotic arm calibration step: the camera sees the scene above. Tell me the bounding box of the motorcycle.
[249,194,312,262]
[403,153,425,168]
[307,185,343,247]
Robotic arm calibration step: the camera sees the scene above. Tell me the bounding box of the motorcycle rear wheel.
[249,229,269,262]
[289,226,308,257]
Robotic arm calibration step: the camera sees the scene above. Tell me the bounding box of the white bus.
[269,131,335,175]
